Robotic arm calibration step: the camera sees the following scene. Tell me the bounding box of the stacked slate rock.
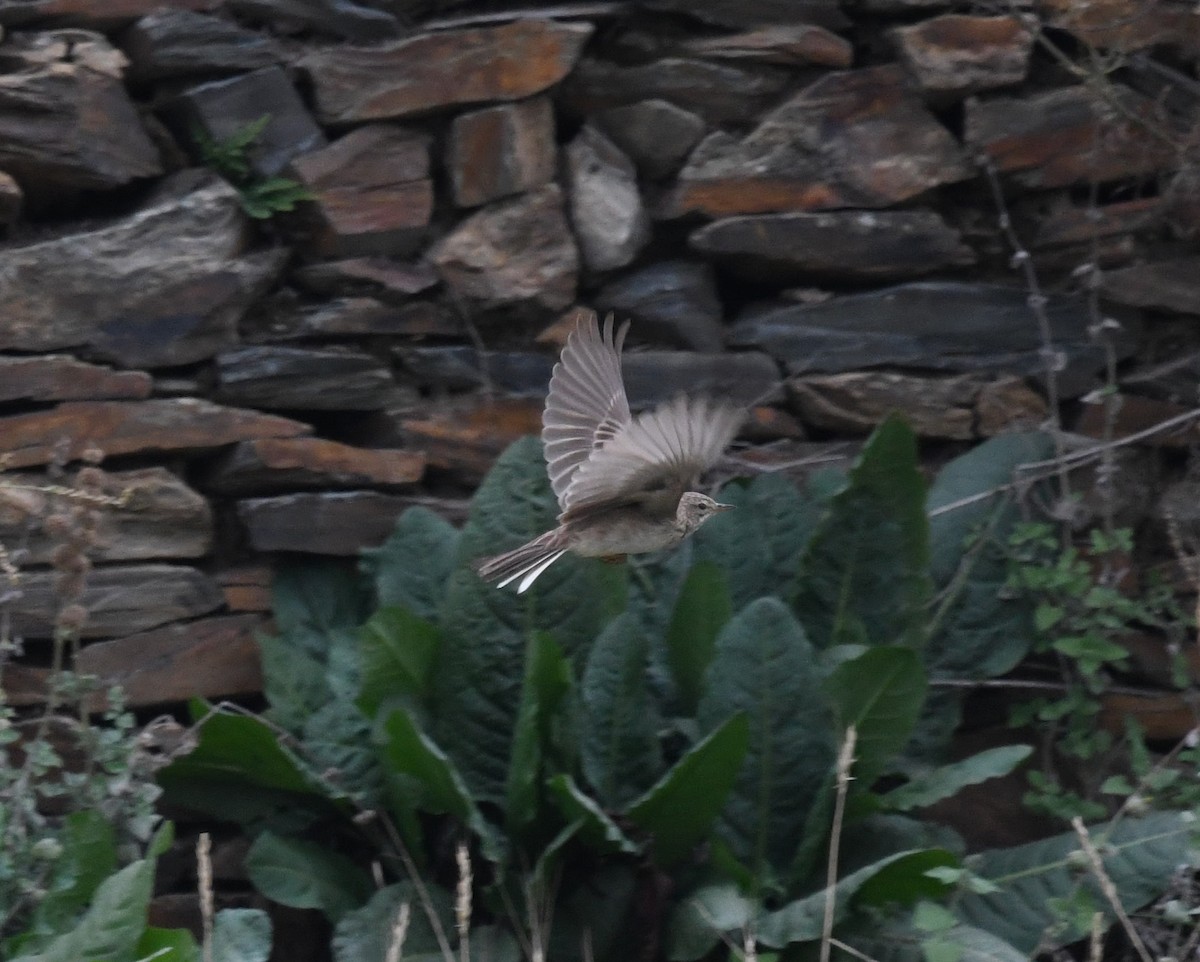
[1,0,1198,713]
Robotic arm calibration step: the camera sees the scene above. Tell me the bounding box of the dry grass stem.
[385,902,412,962]
[456,842,473,962]
[197,832,214,962]
[1088,910,1104,962]
[829,936,882,962]
[820,725,858,962]
[1070,817,1154,962]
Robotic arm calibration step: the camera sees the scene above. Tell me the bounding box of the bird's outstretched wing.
[542,312,632,509]
[560,394,743,520]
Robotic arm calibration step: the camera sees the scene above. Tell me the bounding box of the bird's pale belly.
[565,509,684,557]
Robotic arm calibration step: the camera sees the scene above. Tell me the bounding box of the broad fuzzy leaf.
[824,646,927,786]
[882,745,1032,811]
[362,506,461,621]
[693,471,822,608]
[667,884,757,961]
[956,811,1194,953]
[547,774,638,855]
[795,416,932,649]
[697,598,836,877]
[357,606,441,719]
[626,714,749,867]
[244,832,372,923]
[581,613,662,807]
[212,909,272,962]
[332,882,454,962]
[434,438,621,804]
[506,631,575,837]
[665,561,732,715]
[135,926,201,962]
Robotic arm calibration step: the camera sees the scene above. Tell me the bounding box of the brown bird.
[476,312,743,593]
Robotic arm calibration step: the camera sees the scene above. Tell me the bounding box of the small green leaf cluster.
[1006,522,1193,822]
[193,115,312,220]
[158,418,1197,961]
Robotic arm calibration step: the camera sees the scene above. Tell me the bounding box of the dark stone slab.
[226,0,401,41]
[121,9,281,80]
[0,398,310,469]
[448,97,556,207]
[238,491,411,554]
[432,184,578,311]
[965,84,1177,189]
[560,56,789,125]
[215,346,395,410]
[643,0,850,31]
[593,99,706,180]
[565,126,650,273]
[288,124,432,257]
[396,397,542,483]
[165,66,326,178]
[205,437,425,494]
[621,349,783,408]
[396,347,554,396]
[8,563,224,639]
[680,23,853,67]
[689,209,975,282]
[1101,256,1200,313]
[300,20,592,123]
[0,170,22,224]
[0,181,285,367]
[666,65,972,217]
[290,257,439,300]
[729,281,1140,396]
[0,33,161,193]
[75,614,265,709]
[245,297,461,342]
[595,261,725,351]
[0,0,214,29]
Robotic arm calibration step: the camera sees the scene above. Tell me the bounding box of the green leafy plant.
[193,115,312,220]
[159,418,1196,961]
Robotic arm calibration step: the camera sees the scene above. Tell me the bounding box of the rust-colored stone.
[216,565,273,613]
[0,398,310,469]
[666,66,971,217]
[975,377,1048,436]
[448,97,556,207]
[0,356,152,402]
[892,14,1035,97]
[789,371,983,439]
[300,20,592,123]
[399,398,542,482]
[1075,394,1200,448]
[1039,0,1200,53]
[965,84,1177,189]
[76,615,265,710]
[205,437,425,494]
[289,124,432,257]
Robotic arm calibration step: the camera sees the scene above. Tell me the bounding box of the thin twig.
[197,833,214,962]
[829,936,883,962]
[377,816,457,962]
[456,842,473,962]
[820,726,858,962]
[1070,817,1154,962]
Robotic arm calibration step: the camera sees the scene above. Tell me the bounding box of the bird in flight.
[476,311,743,593]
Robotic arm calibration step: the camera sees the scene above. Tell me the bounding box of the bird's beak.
[714,502,734,513]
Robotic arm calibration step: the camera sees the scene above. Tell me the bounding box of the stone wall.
[2,0,1199,709]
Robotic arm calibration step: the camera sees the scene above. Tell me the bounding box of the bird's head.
[676,491,734,532]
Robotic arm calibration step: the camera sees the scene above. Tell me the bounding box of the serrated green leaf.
[913,901,958,933]
[245,832,371,922]
[331,882,454,962]
[693,472,822,609]
[547,774,638,855]
[271,558,370,654]
[626,714,750,866]
[697,598,836,877]
[883,746,1033,811]
[357,606,441,719]
[301,700,382,804]
[665,561,732,715]
[825,646,926,786]
[506,631,574,837]
[434,438,621,804]
[956,811,1194,952]
[581,613,661,807]
[362,507,461,621]
[796,416,932,650]
[211,909,271,962]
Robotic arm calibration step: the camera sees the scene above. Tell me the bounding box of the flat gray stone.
[621,349,783,408]
[238,491,411,554]
[215,346,395,410]
[689,209,975,282]
[595,261,725,351]
[593,99,706,180]
[121,9,281,80]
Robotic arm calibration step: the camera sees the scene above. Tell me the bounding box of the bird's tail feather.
[475,529,568,593]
